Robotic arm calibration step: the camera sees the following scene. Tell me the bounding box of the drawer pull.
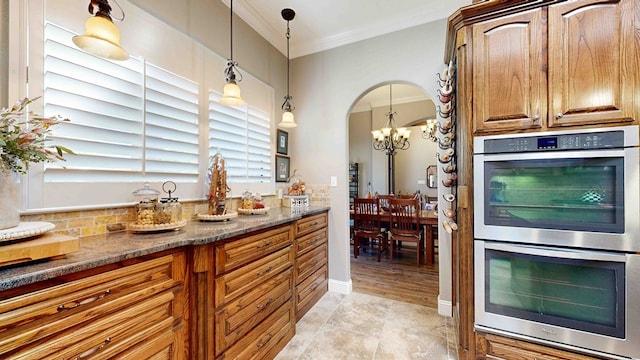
[310,283,319,291]
[256,333,273,348]
[72,337,111,360]
[256,297,274,311]
[58,290,111,311]
[256,241,272,249]
[257,266,273,276]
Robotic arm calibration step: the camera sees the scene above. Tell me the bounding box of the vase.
[0,169,20,230]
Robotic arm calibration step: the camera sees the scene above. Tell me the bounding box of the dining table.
[350,209,439,265]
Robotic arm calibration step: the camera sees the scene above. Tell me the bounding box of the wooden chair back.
[388,198,421,265]
[388,198,420,238]
[353,197,383,234]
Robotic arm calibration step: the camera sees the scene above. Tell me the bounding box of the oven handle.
[476,148,628,162]
[483,242,627,263]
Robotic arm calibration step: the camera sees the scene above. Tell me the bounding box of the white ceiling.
[223,0,471,111]
[223,0,471,59]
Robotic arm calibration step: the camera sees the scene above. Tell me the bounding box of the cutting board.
[0,233,80,268]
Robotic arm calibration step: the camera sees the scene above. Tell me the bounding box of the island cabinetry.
[213,225,295,359]
[472,0,636,134]
[293,212,328,320]
[0,249,188,359]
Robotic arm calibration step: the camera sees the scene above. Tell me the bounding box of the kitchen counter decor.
[0,221,55,243]
[0,96,73,230]
[129,182,186,232]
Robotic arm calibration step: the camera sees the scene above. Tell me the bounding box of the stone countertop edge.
[0,206,330,292]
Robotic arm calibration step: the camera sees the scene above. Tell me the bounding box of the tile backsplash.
[20,184,330,238]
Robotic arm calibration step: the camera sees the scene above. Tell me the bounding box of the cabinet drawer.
[8,290,176,359]
[295,265,327,321]
[214,246,294,307]
[218,299,295,360]
[295,213,327,237]
[295,243,327,285]
[215,268,293,356]
[215,225,292,276]
[295,227,327,256]
[0,255,182,356]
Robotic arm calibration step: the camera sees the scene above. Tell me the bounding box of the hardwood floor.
[350,245,439,308]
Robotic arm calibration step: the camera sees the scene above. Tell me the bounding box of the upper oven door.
[474,143,640,252]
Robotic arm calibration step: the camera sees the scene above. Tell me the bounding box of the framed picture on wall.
[276,154,290,182]
[277,129,289,155]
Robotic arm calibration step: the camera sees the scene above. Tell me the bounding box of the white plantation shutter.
[43,23,144,181]
[209,91,271,185]
[42,23,199,183]
[144,64,199,181]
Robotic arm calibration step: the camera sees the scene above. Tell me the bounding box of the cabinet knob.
[555,113,564,119]
[531,114,540,121]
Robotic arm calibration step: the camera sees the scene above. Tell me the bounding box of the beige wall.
[291,19,454,313]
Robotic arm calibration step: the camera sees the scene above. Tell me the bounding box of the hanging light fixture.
[73,0,129,61]
[279,8,296,128]
[371,84,411,155]
[421,119,438,142]
[220,0,245,106]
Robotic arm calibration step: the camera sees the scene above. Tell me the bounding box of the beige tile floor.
[275,291,459,360]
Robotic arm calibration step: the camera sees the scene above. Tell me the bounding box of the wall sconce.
[279,8,296,128]
[421,119,438,142]
[220,0,245,107]
[73,0,129,61]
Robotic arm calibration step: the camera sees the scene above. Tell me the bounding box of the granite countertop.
[0,206,330,292]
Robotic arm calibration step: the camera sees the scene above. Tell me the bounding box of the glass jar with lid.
[160,181,182,224]
[132,182,163,226]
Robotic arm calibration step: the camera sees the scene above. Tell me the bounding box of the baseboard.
[328,278,352,295]
[438,295,453,317]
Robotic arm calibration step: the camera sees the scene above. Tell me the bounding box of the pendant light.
[220,0,245,106]
[278,8,297,128]
[73,0,129,61]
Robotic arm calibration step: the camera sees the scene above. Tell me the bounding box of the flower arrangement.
[0,96,73,174]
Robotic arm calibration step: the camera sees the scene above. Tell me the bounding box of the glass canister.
[160,181,182,224]
[132,182,164,226]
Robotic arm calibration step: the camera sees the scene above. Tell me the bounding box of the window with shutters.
[209,91,271,192]
[18,2,275,209]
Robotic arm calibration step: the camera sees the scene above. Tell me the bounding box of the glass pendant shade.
[73,16,128,60]
[220,81,244,106]
[279,111,296,128]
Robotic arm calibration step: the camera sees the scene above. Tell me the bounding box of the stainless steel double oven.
[473,125,640,359]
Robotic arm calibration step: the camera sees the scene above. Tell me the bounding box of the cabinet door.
[548,0,636,127]
[473,9,545,133]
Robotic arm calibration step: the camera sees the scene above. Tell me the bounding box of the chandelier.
[371,84,411,155]
[420,119,438,142]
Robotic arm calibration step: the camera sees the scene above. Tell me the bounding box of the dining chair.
[388,198,422,266]
[352,197,388,262]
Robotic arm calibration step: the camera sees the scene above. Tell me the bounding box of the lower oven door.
[475,240,640,359]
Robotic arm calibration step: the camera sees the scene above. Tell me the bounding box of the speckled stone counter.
[0,206,330,292]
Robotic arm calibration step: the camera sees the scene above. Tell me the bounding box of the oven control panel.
[482,130,625,154]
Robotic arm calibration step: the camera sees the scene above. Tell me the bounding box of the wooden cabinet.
[212,224,295,359]
[472,9,546,133]
[477,333,606,360]
[0,250,188,359]
[472,0,637,134]
[547,0,636,127]
[293,212,328,320]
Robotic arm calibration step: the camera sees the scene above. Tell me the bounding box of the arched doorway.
[347,81,441,307]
